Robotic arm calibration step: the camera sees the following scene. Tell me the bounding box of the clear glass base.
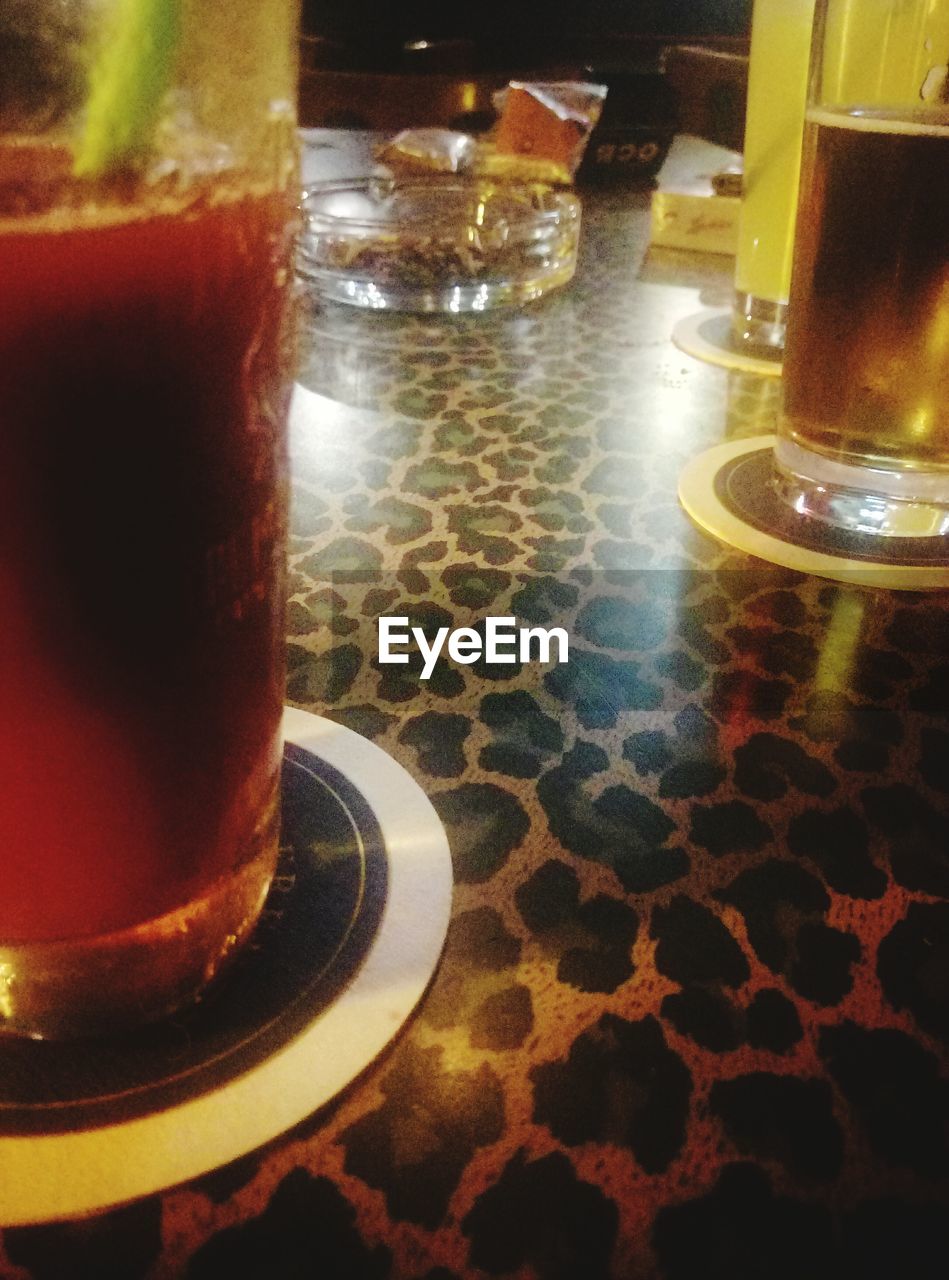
[301,261,578,312]
[732,292,787,355]
[0,782,281,1040]
[774,437,949,538]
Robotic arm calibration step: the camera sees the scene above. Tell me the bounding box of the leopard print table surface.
[2,138,947,1279]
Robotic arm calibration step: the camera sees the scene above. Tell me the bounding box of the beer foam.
[807,106,949,137]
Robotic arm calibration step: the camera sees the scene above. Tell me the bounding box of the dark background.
[301,1,752,69]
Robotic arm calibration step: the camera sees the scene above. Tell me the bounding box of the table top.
[3,134,947,1279]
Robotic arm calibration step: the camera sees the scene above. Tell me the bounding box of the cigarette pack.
[649,135,742,256]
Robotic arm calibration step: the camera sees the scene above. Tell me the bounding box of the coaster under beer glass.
[0,1,298,1037]
[733,0,815,355]
[775,0,949,537]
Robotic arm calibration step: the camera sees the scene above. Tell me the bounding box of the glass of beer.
[733,0,816,354]
[775,0,949,537]
[0,1,298,1037]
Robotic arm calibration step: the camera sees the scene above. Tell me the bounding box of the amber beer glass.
[775,0,949,536]
[0,2,299,1036]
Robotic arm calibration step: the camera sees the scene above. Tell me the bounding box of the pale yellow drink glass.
[733,0,816,354]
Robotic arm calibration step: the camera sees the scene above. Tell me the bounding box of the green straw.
[73,0,182,178]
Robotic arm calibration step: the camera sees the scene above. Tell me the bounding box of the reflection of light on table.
[813,593,866,693]
[290,381,379,440]
[289,382,384,495]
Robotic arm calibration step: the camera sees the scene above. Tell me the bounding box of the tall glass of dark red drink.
[0,1,299,1036]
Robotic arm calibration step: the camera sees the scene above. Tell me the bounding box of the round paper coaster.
[679,435,949,591]
[672,308,783,378]
[0,707,453,1226]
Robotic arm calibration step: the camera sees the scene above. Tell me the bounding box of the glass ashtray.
[297,176,581,312]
